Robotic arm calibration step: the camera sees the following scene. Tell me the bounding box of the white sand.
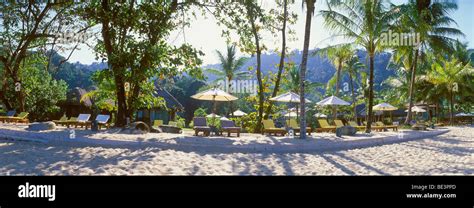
[0,125,472,175]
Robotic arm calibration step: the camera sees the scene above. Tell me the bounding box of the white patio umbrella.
[232,109,247,117]
[191,87,238,115]
[283,111,298,117]
[269,92,311,123]
[316,95,350,106]
[373,103,398,122]
[314,113,328,118]
[316,95,350,119]
[220,116,230,120]
[206,113,221,118]
[405,106,426,113]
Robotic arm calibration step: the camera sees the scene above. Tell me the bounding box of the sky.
[64,0,474,65]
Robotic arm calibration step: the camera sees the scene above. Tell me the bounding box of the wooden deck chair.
[316,119,337,133]
[262,120,287,136]
[286,119,311,135]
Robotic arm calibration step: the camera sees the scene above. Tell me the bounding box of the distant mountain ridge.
[203,49,395,92]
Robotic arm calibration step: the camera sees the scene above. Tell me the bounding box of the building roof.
[154,86,184,111]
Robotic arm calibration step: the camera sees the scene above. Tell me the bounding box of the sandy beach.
[0,125,472,175]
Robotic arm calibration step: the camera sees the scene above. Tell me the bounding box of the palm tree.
[423,56,473,125]
[398,0,463,124]
[299,0,316,139]
[316,44,354,119]
[321,0,398,133]
[344,55,365,121]
[206,44,249,115]
[284,65,323,94]
[206,45,249,86]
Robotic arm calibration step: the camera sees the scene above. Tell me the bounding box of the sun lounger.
[0,110,16,123]
[193,117,211,136]
[4,112,29,124]
[220,120,241,137]
[286,119,311,135]
[315,119,337,133]
[53,114,68,125]
[348,121,366,131]
[56,117,77,127]
[70,114,91,129]
[376,121,398,131]
[168,121,178,127]
[95,114,111,129]
[152,120,163,129]
[334,120,345,128]
[363,121,385,132]
[262,120,287,136]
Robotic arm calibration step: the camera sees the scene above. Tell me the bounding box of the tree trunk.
[264,0,288,119]
[299,1,314,139]
[114,73,128,127]
[365,54,375,133]
[249,12,264,133]
[449,91,454,125]
[333,60,342,119]
[350,73,357,122]
[405,49,419,124]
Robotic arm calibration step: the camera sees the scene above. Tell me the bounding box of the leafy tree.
[80,0,204,127]
[4,54,67,121]
[422,56,473,124]
[212,0,268,132]
[0,0,76,111]
[396,0,463,124]
[264,0,297,119]
[316,44,354,118]
[321,0,398,132]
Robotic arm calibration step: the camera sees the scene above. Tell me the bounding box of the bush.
[240,112,258,133]
[175,115,186,128]
[194,107,207,117]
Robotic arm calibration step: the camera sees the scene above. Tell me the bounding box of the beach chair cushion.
[76,114,91,122]
[286,119,298,129]
[263,120,277,129]
[6,110,16,117]
[154,120,163,126]
[334,120,345,127]
[318,119,336,128]
[96,114,110,124]
[193,117,209,127]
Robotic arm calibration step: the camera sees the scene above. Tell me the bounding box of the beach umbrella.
[191,87,238,115]
[269,91,311,103]
[316,95,350,119]
[283,111,298,117]
[316,95,350,106]
[206,113,221,118]
[269,92,311,124]
[373,103,397,111]
[373,103,398,122]
[404,106,426,113]
[314,113,328,118]
[220,116,230,120]
[232,109,247,117]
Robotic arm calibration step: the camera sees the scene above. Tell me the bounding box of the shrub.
[194,107,207,117]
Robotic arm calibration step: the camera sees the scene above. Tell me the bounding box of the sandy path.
[0,126,472,175]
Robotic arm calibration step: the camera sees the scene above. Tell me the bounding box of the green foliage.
[240,112,258,133]
[194,107,208,117]
[175,115,186,128]
[9,55,67,121]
